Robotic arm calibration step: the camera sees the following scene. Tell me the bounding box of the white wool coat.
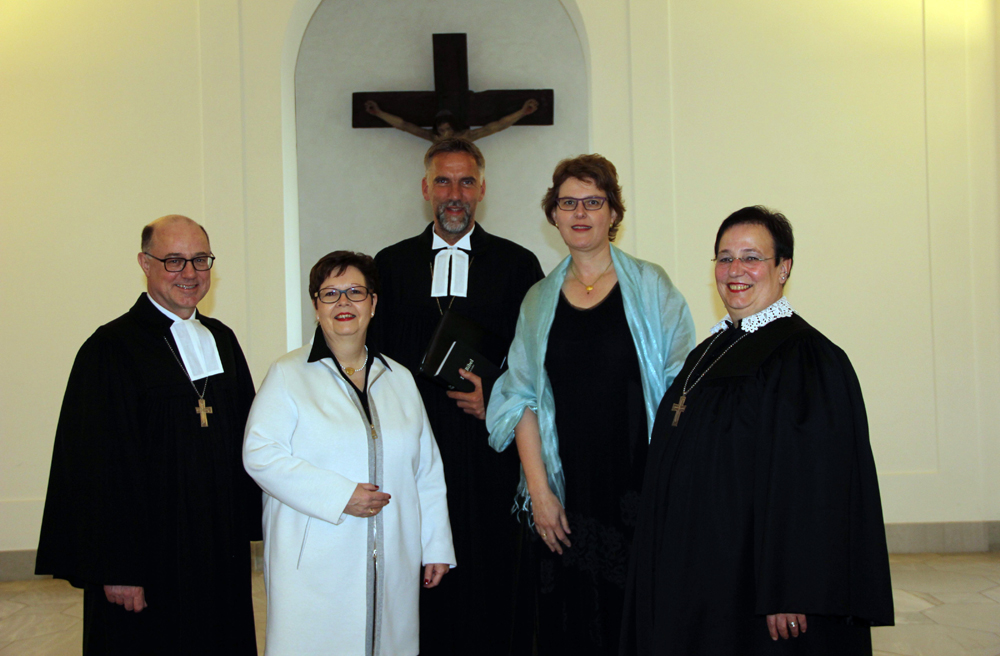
[243,345,455,656]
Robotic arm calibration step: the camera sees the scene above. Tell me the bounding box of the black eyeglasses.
[143,252,215,272]
[556,196,607,211]
[314,286,371,304]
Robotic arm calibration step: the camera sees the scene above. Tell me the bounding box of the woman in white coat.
[244,251,455,656]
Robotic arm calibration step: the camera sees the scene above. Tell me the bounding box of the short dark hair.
[309,251,380,303]
[141,217,210,252]
[423,137,485,173]
[541,154,626,242]
[715,205,795,274]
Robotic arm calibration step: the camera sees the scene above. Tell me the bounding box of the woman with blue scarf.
[486,155,695,655]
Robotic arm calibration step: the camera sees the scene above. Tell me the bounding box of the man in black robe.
[35,215,260,655]
[369,138,544,655]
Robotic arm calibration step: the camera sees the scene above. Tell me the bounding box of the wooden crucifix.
[352,33,554,142]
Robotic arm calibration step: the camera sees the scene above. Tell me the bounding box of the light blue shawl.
[486,245,696,509]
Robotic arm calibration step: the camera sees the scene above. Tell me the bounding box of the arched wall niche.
[286,0,591,346]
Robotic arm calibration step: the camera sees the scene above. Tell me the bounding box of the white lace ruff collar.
[711,297,795,335]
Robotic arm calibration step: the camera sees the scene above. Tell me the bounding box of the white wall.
[1,0,996,552]
[2,1,211,551]
[632,0,1000,523]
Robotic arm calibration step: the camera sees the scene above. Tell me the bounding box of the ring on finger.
[369,508,376,515]
[788,621,797,628]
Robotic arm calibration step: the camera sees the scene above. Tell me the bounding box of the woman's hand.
[423,563,450,588]
[103,585,146,612]
[531,487,572,554]
[344,483,391,518]
[766,613,807,640]
[513,409,571,554]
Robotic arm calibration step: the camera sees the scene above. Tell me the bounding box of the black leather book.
[419,311,505,392]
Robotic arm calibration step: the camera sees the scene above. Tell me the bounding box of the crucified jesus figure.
[364,98,539,142]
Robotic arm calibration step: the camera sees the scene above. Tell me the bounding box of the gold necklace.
[569,259,613,292]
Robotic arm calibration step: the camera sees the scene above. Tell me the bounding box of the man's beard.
[435,201,473,234]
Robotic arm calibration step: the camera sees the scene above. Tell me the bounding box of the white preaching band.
[431,225,474,298]
[146,292,223,381]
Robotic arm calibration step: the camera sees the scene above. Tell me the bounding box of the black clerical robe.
[370,224,544,656]
[623,314,893,656]
[36,295,260,656]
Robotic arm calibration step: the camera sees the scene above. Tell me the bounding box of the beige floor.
[0,573,267,656]
[0,553,997,655]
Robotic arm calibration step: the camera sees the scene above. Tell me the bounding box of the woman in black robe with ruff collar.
[622,206,893,655]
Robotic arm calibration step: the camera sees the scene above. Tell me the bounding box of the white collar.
[146,293,225,380]
[431,224,475,251]
[711,296,795,335]
[147,292,190,322]
[430,226,474,297]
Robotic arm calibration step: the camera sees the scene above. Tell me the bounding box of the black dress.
[622,312,894,656]
[532,285,648,655]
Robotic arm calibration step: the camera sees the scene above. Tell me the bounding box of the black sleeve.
[525,252,545,289]
[752,334,894,625]
[484,250,542,409]
[368,250,392,354]
[35,332,150,588]
[533,257,545,283]
[230,333,263,542]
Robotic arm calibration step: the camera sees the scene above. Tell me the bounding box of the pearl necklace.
[339,346,368,376]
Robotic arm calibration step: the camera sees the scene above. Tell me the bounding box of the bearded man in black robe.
[369,138,544,655]
[36,215,260,655]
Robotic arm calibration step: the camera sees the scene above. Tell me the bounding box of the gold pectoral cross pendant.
[195,398,213,427]
[670,395,687,427]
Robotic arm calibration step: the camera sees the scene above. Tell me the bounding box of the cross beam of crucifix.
[352,33,553,137]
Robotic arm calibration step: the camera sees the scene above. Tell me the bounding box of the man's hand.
[104,585,147,613]
[446,369,485,420]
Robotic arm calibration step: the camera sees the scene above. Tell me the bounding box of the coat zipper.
[370,421,378,656]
